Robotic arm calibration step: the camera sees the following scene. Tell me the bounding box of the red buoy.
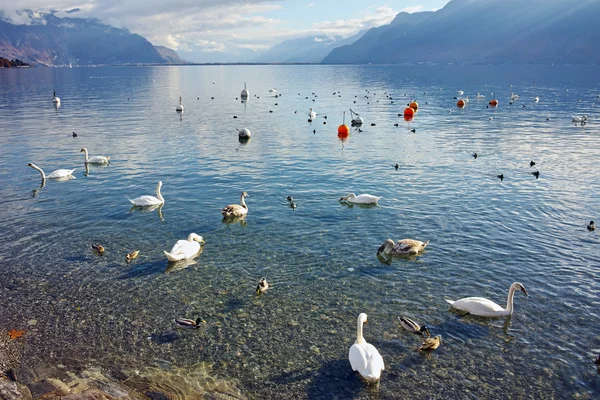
[489,99,498,107]
[338,124,349,135]
[457,99,465,108]
[409,101,419,111]
[404,115,414,122]
[403,107,414,117]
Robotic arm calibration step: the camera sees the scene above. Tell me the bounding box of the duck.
[339,193,381,204]
[473,153,478,159]
[176,96,184,112]
[129,181,165,207]
[92,244,105,255]
[510,92,521,100]
[588,221,595,231]
[348,313,384,383]
[377,239,429,256]
[530,161,536,167]
[497,174,504,181]
[287,195,294,202]
[52,90,60,104]
[80,148,110,164]
[398,317,430,336]
[572,115,588,123]
[256,277,269,294]
[532,171,540,179]
[419,335,442,351]
[126,250,139,263]
[164,233,205,262]
[269,88,277,93]
[445,282,529,317]
[221,191,249,218]
[309,108,316,119]
[173,317,206,329]
[28,163,75,180]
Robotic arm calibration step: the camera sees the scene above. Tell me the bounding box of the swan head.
[27,163,35,168]
[377,239,395,256]
[357,313,368,325]
[157,181,163,190]
[188,233,205,244]
[241,191,249,198]
[339,193,356,202]
[511,282,529,297]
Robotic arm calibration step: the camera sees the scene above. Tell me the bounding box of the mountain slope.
[154,46,186,64]
[323,0,600,65]
[0,11,166,66]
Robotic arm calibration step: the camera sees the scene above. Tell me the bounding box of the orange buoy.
[457,99,465,108]
[489,99,498,107]
[409,101,419,111]
[403,107,414,117]
[338,124,349,135]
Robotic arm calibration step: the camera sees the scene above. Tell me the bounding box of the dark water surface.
[1,65,599,399]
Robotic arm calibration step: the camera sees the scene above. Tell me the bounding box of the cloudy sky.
[1,0,449,62]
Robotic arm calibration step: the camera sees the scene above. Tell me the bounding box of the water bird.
[349,313,384,383]
[572,115,588,123]
[269,88,276,93]
[28,163,75,180]
[394,123,399,127]
[126,250,139,263]
[129,181,164,207]
[370,123,376,126]
[535,96,540,102]
[532,171,540,179]
[72,132,78,137]
[222,191,249,218]
[511,92,520,100]
[92,244,105,255]
[237,128,251,139]
[410,128,416,133]
[269,110,273,113]
[476,92,485,99]
[339,193,381,204]
[80,148,110,164]
[399,317,430,336]
[256,277,269,294]
[419,335,441,352]
[530,161,535,167]
[173,317,206,329]
[358,129,363,132]
[377,239,429,256]
[445,282,529,317]
[457,90,464,95]
[52,90,60,104]
[324,115,327,119]
[588,221,595,231]
[287,196,294,202]
[164,233,205,262]
[176,96,184,112]
[233,115,238,118]
[241,82,249,98]
[497,174,504,181]
[473,153,478,159]
[290,202,297,210]
[309,108,316,119]
[313,129,316,134]
[394,164,399,170]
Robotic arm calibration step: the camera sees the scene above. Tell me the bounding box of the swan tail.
[422,240,430,249]
[164,250,184,262]
[444,299,455,306]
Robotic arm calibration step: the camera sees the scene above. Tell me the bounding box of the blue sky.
[0,0,450,61]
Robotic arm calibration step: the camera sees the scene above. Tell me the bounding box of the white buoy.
[176,96,184,112]
[350,108,363,126]
[241,83,249,98]
[237,128,251,139]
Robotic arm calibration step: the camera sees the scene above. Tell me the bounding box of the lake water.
[1,65,599,399]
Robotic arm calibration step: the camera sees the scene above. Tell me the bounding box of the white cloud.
[401,5,424,13]
[307,3,314,7]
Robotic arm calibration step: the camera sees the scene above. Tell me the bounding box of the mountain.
[0,57,30,67]
[323,0,600,65]
[256,30,366,63]
[154,46,186,64]
[0,11,166,66]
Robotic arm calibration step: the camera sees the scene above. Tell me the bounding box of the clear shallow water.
[1,65,600,399]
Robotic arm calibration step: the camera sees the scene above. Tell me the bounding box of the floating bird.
[80,148,110,164]
[309,108,316,119]
[339,193,381,204]
[572,115,588,123]
[241,82,249,98]
[393,123,399,127]
[532,171,540,179]
[457,90,464,95]
[530,161,536,167]
[126,250,139,263]
[510,92,520,100]
[290,202,297,210]
[164,233,205,262]
[588,221,596,231]
[377,239,429,256]
[72,132,78,137]
[221,191,249,218]
[269,88,276,93]
[176,96,184,112]
[419,335,441,352]
[445,282,529,317]
[233,115,238,119]
[497,174,504,181]
[473,153,478,159]
[92,244,105,255]
[394,163,399,170]
[256,277,269,294]
[52,90,60,104]
[173,317,206,329]
[535,96,540,102]
[287,196,294,202]
[410,128,416,133]
[476,92,485,99]
[349,313,384,383]
[28,163,75,180]
[129,181,164,207]
[399,317,430,336]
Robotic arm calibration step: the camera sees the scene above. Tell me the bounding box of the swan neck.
[156,183,164,202]
[240,194,247,209]
[506,286,517,313]
[356,318,364,344]
[82,148,89,161]
[31,164,46,180]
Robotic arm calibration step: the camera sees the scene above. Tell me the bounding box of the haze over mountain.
[323,0,600,65]
[0,11,181,66]
[255,30,367,63]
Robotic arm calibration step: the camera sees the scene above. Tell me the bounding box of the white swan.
[572,115,588,123]
[349,313,384,383]
[241,82,249,98]
[269,88,277,93]
[476,92,485,99]
[52,90,60,104]
[129,181,164,206]
[309,108,316,119]
[535,96,540,102]
[339,193,381,204]
[80,148,110,164]
[163,233,205,262]
[445,282,529,317]
[457,90,464,95]
[28,163,75,180]
[510,92,520,100]
[176,96,184,112]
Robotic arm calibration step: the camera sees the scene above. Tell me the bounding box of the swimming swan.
[377,239,429,256]
[176,96,184,112]
[339,193,381,204]
[309,108,316,119]
[129,181,164,206]
[445,282,529,317]
[164,233,205,262]
[28,163,75,180]
[80,148,110,164]
[349,313,384,383]
[52,90,60,104]
[221,191,249,218]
